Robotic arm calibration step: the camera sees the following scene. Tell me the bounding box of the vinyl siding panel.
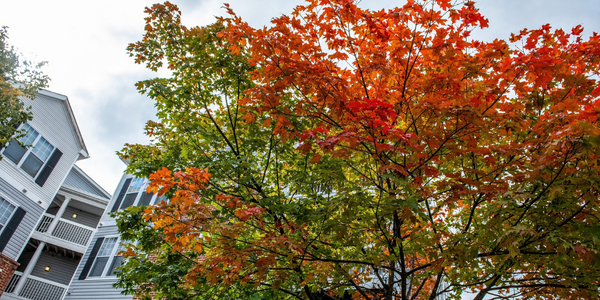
[0,177,45,260]
[101,175,133,224]
[65,225,131,300]
[45,206,101,228]
[30,251,80,285]
[0,94,82,206]
[62,169,108,199]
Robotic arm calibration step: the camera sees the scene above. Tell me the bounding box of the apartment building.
[65,173,160,300]
[0,90,110,300]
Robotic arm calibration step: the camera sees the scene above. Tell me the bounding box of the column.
[12,241,45,295]
[46,197,71,234]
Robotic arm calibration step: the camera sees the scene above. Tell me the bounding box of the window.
[2,123,57,178]
[120,178,155,210]
[154,195,168,205]
[111,177,161,212]
[106,243,126,276]
[88,237,126,277]
[0,197,16,231]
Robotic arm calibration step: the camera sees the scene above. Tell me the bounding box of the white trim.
[38,90,67,101]
[56,216,96,232]
[120,180,156,210]
[86,236,123,279]
[26,274,69,289]
[57,187,109,209]
[30,231,87,254]
[2,123,57,182]
[0,168,45,206]
[0,192,18,234]
[71,165,111,199]
[37,89,89,159]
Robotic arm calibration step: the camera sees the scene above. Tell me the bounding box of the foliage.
[0,26,49,152]
[117,1,600,299]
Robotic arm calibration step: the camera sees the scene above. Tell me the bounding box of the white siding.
[62,168,110,199]
[45,205,101,228]
[0,177,45,260]
[64,225,131,300]
[0,93,83,206]
[100,175,132,225]
[30,251,80,285]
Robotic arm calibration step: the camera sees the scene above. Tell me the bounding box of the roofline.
[38,89,89,160]
[70,164,112,199]
[59,186,110,207]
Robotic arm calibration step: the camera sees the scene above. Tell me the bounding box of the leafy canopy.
[116,1,600,299]
[0,26,49,151]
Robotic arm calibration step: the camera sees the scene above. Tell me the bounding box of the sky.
[1,0,599,195]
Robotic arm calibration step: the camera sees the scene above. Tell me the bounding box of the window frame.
[118,178,157,210]
[0,194,17,234]
[87,236,127,279]
[2,123,56,180]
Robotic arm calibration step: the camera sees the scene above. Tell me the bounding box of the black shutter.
[79,237,104,280]
[0,122,22,152]
[110,178,132,212]
[0,207,26,253]
[137,192,154,207]
[35,149,63,187]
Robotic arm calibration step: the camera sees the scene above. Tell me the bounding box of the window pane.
[106,256,124,276]
[137,192,154,207]
[18,124,39,145]
[3,141,27,164]
[154,195,168,205]
[89,257,109,277]
[127,178,145,194]
[120,194,138,210]
[31,137,54,162]
[20,154,43,177]
[0,197,15,227]
[98,237,118,256]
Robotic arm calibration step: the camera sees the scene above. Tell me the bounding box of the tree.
[116,1,600,299]
[0,26,49,153]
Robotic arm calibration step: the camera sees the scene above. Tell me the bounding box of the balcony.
[2,240,80,300]
[5,271,67,300]
[35,213,94,246]
[31,194,102,253]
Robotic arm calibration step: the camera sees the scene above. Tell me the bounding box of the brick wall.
[0,253,19,296]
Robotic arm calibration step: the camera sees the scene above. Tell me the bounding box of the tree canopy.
[0,26,49,152]
[116,1,600,299]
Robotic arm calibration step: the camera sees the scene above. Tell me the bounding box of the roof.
[37,89,89,160]
[61,165,111,200]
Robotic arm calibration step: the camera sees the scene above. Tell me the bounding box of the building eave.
[59,186,110,209]
[38,89,90,160]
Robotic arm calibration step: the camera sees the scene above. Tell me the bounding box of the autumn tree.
[116,1,600,299]
[0,26,49,153]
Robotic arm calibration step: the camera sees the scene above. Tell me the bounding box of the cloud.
[2,0,599,193]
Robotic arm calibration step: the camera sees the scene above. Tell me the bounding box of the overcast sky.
[1,0,599,195]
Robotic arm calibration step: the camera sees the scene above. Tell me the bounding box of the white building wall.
[0,92,84,208]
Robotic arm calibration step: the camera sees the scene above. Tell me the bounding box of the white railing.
[35,214,54,233]
[52,218,94,246]
[17,275,67,300]
[35,213,95,246]
[5,270,22,294]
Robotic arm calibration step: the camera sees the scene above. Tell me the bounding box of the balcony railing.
[36,214,53,233]
[6,273,68,300]
[35,213,95,247]
[5,271,22,294]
